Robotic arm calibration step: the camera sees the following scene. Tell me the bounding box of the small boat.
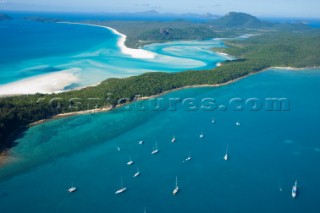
[171,135,176,143]
[236,122,241,126]
[133,166,140,177]
[211,118,215,124]
[151,142,159,155]
[68,183,77,193]
[199,132,204,139]
[185,154,192,162]
[115,177,127,195]
[292,180,298,198]
[127,156,134,165]
[139,140,144,145]
[117,146,121,152]
[144,207,147,213]
[172,176,179,195]
[224,144,228,161]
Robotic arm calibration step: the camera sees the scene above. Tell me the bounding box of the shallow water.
[0,19,227,94]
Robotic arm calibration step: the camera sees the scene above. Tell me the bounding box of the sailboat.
[199,132,204,139]
[127,156,134,165]
[171,135,176,143]
[139,140,144,145]
[68,182,77,193]
[172,176,179,195]
[115,177,127,194]
[185,154,192,162]
[292,180,298,198]
[151,142,159,155]
[224,144,229,161]
[133,166,140,177]
[236,122,241,126]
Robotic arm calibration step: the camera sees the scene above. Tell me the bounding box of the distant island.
[0,12,320,154]
[24,16,63,23]
[0,13,12,21]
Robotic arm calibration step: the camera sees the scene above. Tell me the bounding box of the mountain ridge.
[212,12,271,28]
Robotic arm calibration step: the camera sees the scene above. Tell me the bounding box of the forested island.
[1,12,320,152]
[0,13,12,21]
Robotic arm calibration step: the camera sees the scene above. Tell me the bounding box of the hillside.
[212,12,271,28]
[0,13,12,21]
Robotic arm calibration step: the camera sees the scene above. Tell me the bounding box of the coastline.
[27,68,263,127]
[1,66,319,166]
[0,68,81,96]
[1,21,319,165]
[28,65,320,127]
[58,22,156,59]
[0,22,157,97]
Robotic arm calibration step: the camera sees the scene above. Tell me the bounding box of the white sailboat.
[115,177,127,194]
[139,140,144,145]
[292,180,298,198]
[127,156,134,165]
[68,182,77,193]
[151,142,159,155]
[133,166,140,177]
[185,154,192,162]
[199,132,204,139]
[171,135,176,143]
[172,176,179,195]
[224,144,229,161]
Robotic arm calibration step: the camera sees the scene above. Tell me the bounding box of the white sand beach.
[58,22,156,59]
[0,68,80,96]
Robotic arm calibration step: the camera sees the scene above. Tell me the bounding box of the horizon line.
[2,9,320,20]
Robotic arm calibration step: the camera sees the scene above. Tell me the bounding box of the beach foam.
[58,22,156,59]
[0,68,80,96]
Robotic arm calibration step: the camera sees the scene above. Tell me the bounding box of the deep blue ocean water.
[0,69,320,213]
[261,17,320,28]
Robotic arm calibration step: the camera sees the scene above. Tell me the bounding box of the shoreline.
[27,67,265,127]
[28,65,320,127]
[1,22,320,164]
[1,65,319,166]
[0,22,157,97]
[58,22,156,59]
[0,68,81,96]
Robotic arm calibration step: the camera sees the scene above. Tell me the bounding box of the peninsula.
[0,12,320,153]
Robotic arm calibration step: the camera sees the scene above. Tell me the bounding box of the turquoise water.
[0,19,115,84]
[1,69,320,213]
[0,19,226,93]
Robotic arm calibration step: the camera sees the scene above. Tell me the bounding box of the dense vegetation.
[90,12,275,48]
[139,26,218,42]
[1,12,320,151]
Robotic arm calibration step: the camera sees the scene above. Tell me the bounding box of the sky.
[1,0,320,18]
